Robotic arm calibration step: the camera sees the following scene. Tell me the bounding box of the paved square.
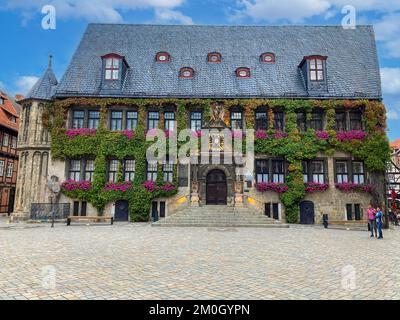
[1,221,399,300]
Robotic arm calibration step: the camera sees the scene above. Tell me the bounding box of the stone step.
[160,219,280,224]
[152,222,289,228]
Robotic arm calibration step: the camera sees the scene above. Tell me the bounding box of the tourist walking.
[375,207,384,239]
[367,204,377,238]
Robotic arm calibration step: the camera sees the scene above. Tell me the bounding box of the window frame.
[190,111,203,131]
[2,133,9,147]
[110,110,123,131]
[163,158,174,182]
[207,52,222,63]
[274,110,284,131]
[179,67,195,79]
[126,111,138,131]
[72,110,85,129]
[256,159,269,183]
[309,110,324,131]
[260,52,275,63]
[155,52,171,63]
[104,57,120,80]
[147,161,158,182]
[349,109,363,131]
[147,111,160,130]
[271,159,285,183]
[164,111,176,131]
[68,159,81,181]
[84,159,95,182]
[230,111,243,130]
[309,58,324,81]
[236,67,251,78]
[108,159,119,183]
[352,161,365,184]
[335,160,349,184]
[88,110,100,129]
[310,160,325,184]
[255,111,268,130]
[123,159,135,182]
[0,160,4,177]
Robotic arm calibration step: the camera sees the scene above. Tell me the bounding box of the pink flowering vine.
[61,180,92,191]
[143,181,157,192]
[65,128,97,139]
[103,181,132,192]
[336,130,367,142]
[315,131,329,140]
[255,182,288,193]
[255,130,288,140]
[305,182,329,193]
[335,182,373,192]
[121,130,134,139]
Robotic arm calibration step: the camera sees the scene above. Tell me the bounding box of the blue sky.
[0,0,399,140]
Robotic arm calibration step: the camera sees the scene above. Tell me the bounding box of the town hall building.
[12,24,389,226]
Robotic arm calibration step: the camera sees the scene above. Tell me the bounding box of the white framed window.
[0,160,4,176]
[2,133,9,147]
[6,162,13,178]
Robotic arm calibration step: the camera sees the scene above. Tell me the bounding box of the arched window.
[179,67,195,79]
[260,52,275,63]
[155,52,170,63]
[207,52,222,63]
[236,67,251,78]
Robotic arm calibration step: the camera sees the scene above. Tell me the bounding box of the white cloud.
[233,0,399,22]
[387,107,399,120]
[381,68,400,95]
[375,13,400,58]
[15,76,40,95]
[0,81,6,91]
[1,0,189,23]
[154,8,193,25]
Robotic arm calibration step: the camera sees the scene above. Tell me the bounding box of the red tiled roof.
[0,91,20,132]
[390,139,400,150]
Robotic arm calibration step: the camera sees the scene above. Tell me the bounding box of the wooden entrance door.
[300,200,315,224]
[115,200,129,221]
[206,169,227,205]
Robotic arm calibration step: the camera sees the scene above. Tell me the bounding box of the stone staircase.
[152,205,289,228]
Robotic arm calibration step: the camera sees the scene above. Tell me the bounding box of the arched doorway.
[300,200,315,224]
[206,169,227,205]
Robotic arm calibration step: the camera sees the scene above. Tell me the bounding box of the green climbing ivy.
[43,98,391,223]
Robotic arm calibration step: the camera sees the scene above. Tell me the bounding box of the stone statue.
[211,103,225,123]
[47,175,61,204]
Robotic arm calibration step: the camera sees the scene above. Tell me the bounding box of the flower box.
[336,130,367,142]
[65,128,97,139]
[255,182,288,193]
[305,182,329,193]
[61,180,92,191]
[335,182,373,192]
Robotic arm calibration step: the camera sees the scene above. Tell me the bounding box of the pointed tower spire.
[48,55,53,69]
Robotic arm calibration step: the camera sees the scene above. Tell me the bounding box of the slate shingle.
[54,24,382,99]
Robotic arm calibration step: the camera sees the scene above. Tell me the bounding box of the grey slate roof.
[55,24,382,99]
[26,66,58,101]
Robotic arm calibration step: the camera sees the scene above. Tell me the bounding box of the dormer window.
[309,58,324,81]
[102,54,123,80]
[300,55,327,82]
[208,52,222,63]
[179,67,194,79]
[0,97,4,105]
[260,52,275,63]
[156,52,170,63]
[236,67,250,78]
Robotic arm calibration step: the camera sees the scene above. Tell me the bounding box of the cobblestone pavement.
[1,221,400,300]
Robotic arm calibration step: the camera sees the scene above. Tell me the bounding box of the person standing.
[375,207,384,239]
[367,204,377,238]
